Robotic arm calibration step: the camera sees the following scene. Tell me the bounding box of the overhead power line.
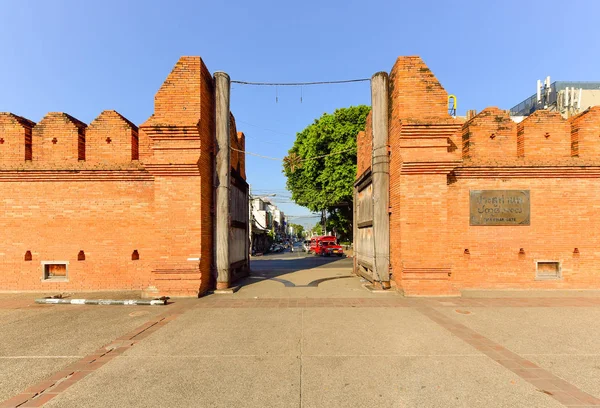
[231,78,371,86]
[231,147,356,163]
[237,120,292,138]
[233,148,281,161]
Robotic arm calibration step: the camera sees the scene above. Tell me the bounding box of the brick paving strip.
[417,306,600,408]
[0,303,191,408]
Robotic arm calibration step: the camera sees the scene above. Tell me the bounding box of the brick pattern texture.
[0,56,243,297]
[359,56,600,296]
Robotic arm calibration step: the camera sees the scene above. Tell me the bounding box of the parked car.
[319,241,345,257]
[310,235,337,255]
[302,240,311,252]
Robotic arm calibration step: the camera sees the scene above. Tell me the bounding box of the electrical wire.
[230,147,356,163]
[236,149,281,161]
[237,121,290,136]
[231,78,371,86]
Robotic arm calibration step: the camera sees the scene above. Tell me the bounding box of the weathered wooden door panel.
[354,171,375,281]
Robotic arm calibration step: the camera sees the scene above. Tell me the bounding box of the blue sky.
[1,0,598,228]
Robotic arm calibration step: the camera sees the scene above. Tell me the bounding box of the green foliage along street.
[283,105,370,242]
[288,223,305,239]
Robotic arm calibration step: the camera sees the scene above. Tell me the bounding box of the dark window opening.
[25,129,32,160]
[77,250,85,261]
[24,250,32,261]
[132,250,139,260]
[131,133,139,161]
[78,128,85,161]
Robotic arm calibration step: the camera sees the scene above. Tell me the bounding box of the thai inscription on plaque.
[470,190,530,226]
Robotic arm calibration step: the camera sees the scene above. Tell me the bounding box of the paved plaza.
[1,253,600,407]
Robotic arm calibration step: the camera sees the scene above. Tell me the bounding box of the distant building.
[510,80,600,118]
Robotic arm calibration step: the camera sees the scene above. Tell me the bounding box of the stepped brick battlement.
[1,110,140,166]
[0,113,35,163]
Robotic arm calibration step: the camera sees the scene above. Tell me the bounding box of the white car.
[302,240,311,252]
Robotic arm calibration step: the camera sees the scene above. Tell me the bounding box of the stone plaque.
[470,190,530,226]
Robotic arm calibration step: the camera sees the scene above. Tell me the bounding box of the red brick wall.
[0,56,238,297]
[33,113,87,163]
[356,113,373,178]
[389,56,449,120]
[139,56,217,296]
[388,117,402,278]
[360,55,600,295]
[570,106,600,158]
[448,177,600,289]
[87,110,138,163]
[229,114,246,178]
[236,132,246,179]
[0,113,34,163]
[517,110,571,159]
[196,59,216,294]
[0,178,155,291]
[462,107,517,162]
[152,57,204,126]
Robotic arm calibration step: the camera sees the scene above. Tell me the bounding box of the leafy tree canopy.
[288,223,305,238]
[283,105,370,213]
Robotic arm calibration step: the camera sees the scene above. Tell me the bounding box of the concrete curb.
[35,298,167,306]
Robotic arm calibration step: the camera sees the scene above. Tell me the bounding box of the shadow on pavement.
[236,251,353,290]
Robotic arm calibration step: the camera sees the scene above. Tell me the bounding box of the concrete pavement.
[1,252,599,407]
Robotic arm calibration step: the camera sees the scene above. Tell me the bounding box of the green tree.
[310,221,324,236]
[284,105,370,242]
[288,223,305,239]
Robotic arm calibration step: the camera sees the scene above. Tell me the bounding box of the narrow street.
[240,244,364,298]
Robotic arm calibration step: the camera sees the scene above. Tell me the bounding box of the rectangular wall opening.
[536,261,561,280]
[131,132,139,161]
[42,262,68,281]
[78,128,85,161]
[25,129,32,161]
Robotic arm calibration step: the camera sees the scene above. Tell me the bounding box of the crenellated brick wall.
[0,113,35,163]
[462,107,517,161]
[87,110,139,163]
[570,106,600,158]
[359,56,600,296]
[356,113,372,177]
[0,56,244,297]
[32,113,87,162]
[229,114,246,179]
[516,110,571,159]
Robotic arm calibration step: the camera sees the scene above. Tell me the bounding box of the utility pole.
[371,71,391,289]
[214,71,230,290]
[249,185,253,257]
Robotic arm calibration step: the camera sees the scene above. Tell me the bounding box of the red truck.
[310,236,344,257]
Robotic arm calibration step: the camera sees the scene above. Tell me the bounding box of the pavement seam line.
[299,308,304,408]
[1,304,191,408]
[415,306,600,408]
